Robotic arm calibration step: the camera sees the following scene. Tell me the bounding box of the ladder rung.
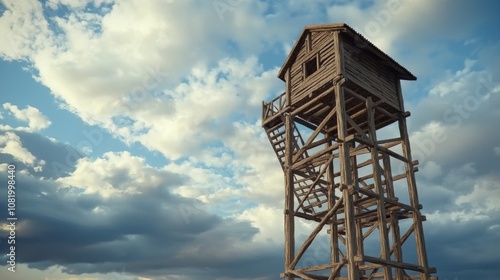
[270,130,286,140]
[273,138,285,146]
[276,145,286,152]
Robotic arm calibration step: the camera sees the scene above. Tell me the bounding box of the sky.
[0,0,499,279]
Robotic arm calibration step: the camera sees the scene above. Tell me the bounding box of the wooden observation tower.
[262,23,437,280]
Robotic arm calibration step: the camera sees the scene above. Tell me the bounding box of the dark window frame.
[303,53,320,79]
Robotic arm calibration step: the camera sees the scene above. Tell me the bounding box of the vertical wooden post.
[396,81,430,279]
[327,140,339,273]
[284,113,295,280]
[334,31,345,76]
[351,155,365,278]
[283,66,294,280]
[306,32,312,53]
[367,97,393,279]
[383,154,405,279]
[334,81,359,280]
[285,69,291,107]
[399,116,430,279]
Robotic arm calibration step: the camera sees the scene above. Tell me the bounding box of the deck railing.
[262,92,286,123]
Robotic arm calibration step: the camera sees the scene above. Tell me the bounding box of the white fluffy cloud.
[235,204,318,245]
[2,103,51,132]
[57,151,183,198]
[0,131,46,172]
[326,0,425,54]
[168,160,238,202]
[134,57,281,159]
[0,131,36,165]
[0,0,290,161]
[223,122,284,206]
[236,205,283,243]
[0,0,52,60]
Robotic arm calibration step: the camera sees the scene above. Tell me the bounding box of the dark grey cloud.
[0,131,282,280]
[426,216,500,280]
[0,129,84,179]
[0,179,280,279]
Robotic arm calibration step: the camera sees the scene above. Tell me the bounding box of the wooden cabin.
[277,23,416,114]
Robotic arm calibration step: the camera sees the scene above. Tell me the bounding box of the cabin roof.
[277,23,416,81]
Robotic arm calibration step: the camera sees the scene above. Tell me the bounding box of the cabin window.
[304,54,318,78]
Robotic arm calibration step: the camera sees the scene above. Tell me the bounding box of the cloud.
[429,59,478,97]
[12,127,289,279]
[420,161,442,181]
[0,131,40,167]
[0,0,298,163]
[407,58,500,176]
[0,127,286,279]
[426,215,500,279]
[326,0,499,80]
[0,129,87,178]
[456,176,500,213]
[0,0,53,60]
[1,0,499,279]
[236,205,282,243]
[411,61,500,275]
[418,165,500,278]
[423,173,500,278]
[57,151,186,198]
[2,103,51,132]
[19,1,283,122]
[133,57,281,160]
[45,0,113,10]
[0,146,281,280]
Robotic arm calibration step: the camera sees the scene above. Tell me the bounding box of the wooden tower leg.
[284,113,295,280]
[351,155,365,279]
[367,97,393,279]
[335,82,359,280]
[327,141,340,276]
[396,81,432,280]
[399,115,430,280]
[383,154,405,280]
